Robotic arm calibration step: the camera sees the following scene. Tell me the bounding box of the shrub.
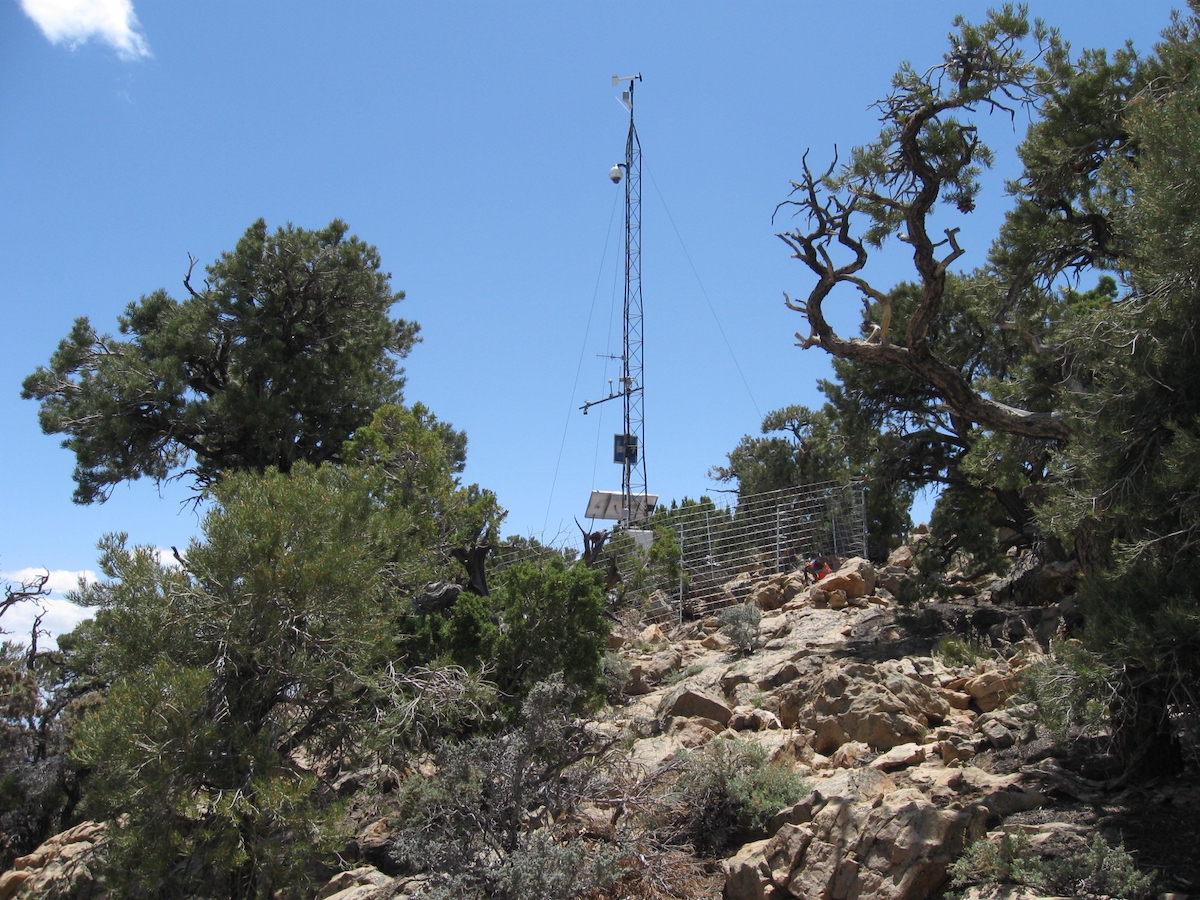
[1018,640,1118,738]
[718,602,763,654]
[404,558,609,715]
[389,676,619,899]
[603,651,631,703]
[935,634,988,668]
[667,739,808,854]
[950,831,1155,900]
[665,664,707,686]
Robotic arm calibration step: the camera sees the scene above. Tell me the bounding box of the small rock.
[672,719,721,748]
[830,740,872,768]
[729,707,783,732]
[870,742,927,771]
[939,688,973,710]
[963,667,1016,713]
[639,623,668,645]
[977,718,1017,749]
[702,631,733,651]
[660,684,733,725]
[622,663,652,695]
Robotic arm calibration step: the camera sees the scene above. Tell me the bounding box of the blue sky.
[0,0,1180,637]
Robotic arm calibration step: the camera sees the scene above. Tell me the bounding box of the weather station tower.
[582,74,658,533]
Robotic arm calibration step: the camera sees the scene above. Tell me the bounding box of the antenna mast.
[582,73,648,526]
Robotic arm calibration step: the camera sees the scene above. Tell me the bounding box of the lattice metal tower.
[582,73,648,525]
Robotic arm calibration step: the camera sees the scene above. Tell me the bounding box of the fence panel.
[646,481,866,623]
[489,481,866,626]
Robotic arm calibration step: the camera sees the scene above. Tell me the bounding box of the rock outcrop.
[0,821,106,900]
[3,552,1090,900]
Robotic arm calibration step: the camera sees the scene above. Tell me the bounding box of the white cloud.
[3,568,97,646]
[19,0,150,60]
[2,595,93,647]
[3,566,97,596]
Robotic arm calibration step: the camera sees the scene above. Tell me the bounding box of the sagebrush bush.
[389,676,619,898]
[718,602,763,654]
[603,650,631,702]
[667,739,808,854]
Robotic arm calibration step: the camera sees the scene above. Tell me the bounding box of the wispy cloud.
[19,0,151,60]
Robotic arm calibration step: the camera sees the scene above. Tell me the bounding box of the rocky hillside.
[4,550,1196,900]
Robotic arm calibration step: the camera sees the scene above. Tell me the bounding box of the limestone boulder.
[315,866,394,900]
[749,572,808,611]
[702,631,734,651]
[622,663,652,695]
[827,739,870,768]
[765,823,816,892]
[670,717,723,748]
[870,742,927,771]
[961,666,1017,713]
[846,789,989,900]
[729,706,783,732]
[643,647,683,682]
[723,838,771,900]
[639,623,668,646]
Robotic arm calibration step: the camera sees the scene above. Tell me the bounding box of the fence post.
[678,522,686,627]
[830,491,840,557]
[859,483,868,558]
[774,502,782,573]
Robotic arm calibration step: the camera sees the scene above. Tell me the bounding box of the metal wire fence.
[493,480,867,624]
[641,481,866,622]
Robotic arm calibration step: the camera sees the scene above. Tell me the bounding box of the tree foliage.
[63,419,506,898]
[412,558,609,713]
[712,401,913,559]
[777,5,1068,445]
[49,383,611,895]
[68,467,397,897]
[777,3,1200,772]
[23,219,418,503]
[710,405,847,498]
[1,574,79,870]
[343,401,504,587]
